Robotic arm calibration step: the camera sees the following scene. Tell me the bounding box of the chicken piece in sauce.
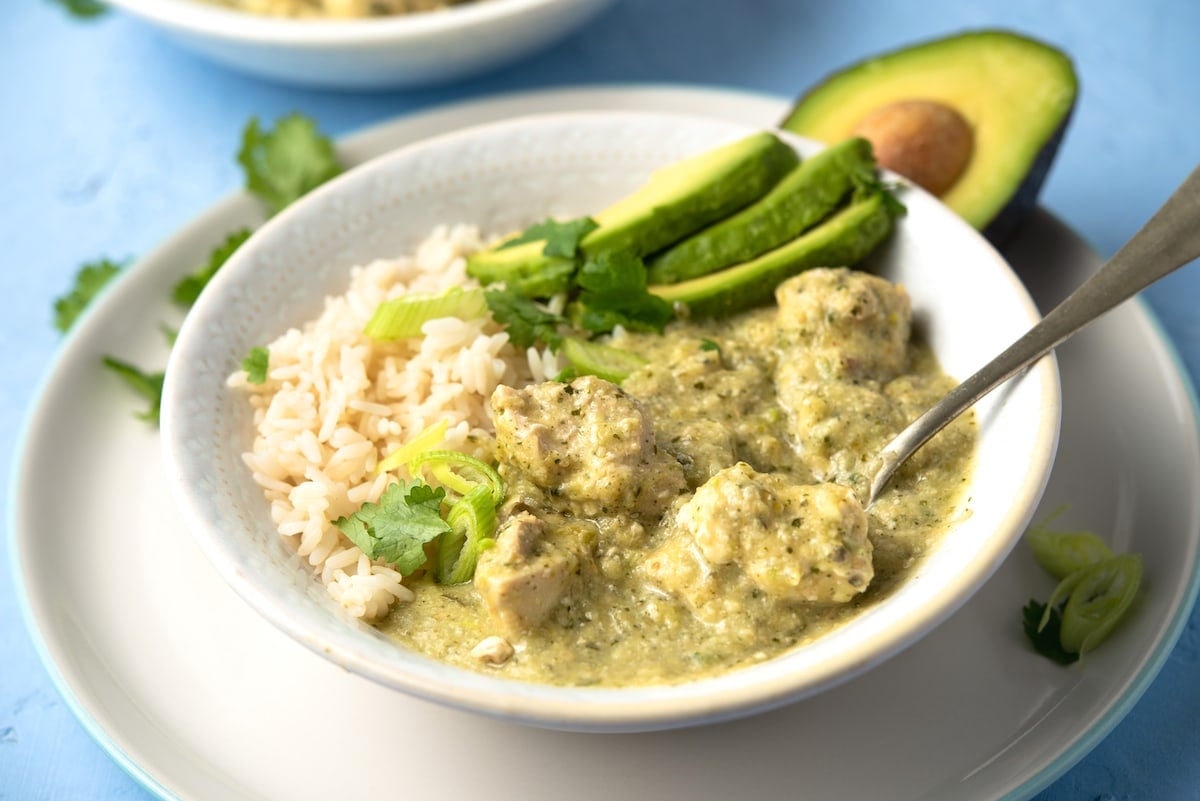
[490,375,687,522]
[643,463,872,617]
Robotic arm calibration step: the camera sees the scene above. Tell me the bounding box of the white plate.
[11,86,1200,801]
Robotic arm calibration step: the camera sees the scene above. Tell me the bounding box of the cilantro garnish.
[576,250,674,334]
[54,258,124,333]
[699,338,721,353]
[243,347,269,384]
[172,228,252,308]
[49,0,108,19]
[484,289,566,350]
[238,114,343,217]
[333,481,450,575]
[101,356,165,425]
[499,216,599,258]
[1021,600,1079,665]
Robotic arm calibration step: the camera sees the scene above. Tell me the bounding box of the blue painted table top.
[3,0,1199,798]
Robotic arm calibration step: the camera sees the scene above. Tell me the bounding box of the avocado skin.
[646,137,879,285]
[779,29,1077,246]
[650,192,897,319]
[466,132,797,296]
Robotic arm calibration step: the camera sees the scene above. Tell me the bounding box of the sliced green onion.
[560,336,648,384]
[376,420,449,475]
[1026,506,1114,580]
[436,484,499,584]
[364,286,488,340]
[1059,554,1142,656]
[409,450,504,504]
[1038,569,1086,632]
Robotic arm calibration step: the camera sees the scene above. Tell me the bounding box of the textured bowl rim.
[105,0,585,45]
[161,110,1061,732]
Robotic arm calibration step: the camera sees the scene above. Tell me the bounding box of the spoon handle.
[868,164,1200,505]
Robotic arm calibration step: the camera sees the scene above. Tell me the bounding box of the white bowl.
[161,111,1060,732]
[104,0,616,90]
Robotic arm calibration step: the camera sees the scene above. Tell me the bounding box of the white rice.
[229,223,557,620]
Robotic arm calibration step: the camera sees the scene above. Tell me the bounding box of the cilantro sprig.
[498,217,599,258]
[333,481,451,575]
[100,357,165,424]
[576,250,674,334]
[479,216,676,351]
[54,258,125,333]
[172,228,252,308]
[483,290,566,350]
[239,114,343,217]
[49,0,109,19]
[242,347,270,384]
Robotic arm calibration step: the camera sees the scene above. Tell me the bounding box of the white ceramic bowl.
[104,0,616,89]
[161,111,1060,732]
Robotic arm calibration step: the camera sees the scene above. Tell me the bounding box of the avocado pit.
[851,99,973,197]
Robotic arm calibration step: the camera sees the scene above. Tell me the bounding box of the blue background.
[3,0,1199,798]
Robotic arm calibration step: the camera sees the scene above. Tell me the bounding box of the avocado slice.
[780,30,1077,244]
[649,191,897,319]
[466,131,798,296]
[646,136,879,285]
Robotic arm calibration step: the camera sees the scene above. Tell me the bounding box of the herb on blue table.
[172,228,253,308]
[49,0,109,20]
[239,114,344,217]
[54,258,125,333]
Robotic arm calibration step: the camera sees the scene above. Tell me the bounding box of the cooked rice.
[229,223,556,620]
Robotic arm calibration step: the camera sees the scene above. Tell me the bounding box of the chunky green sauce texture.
[380,268,976,686]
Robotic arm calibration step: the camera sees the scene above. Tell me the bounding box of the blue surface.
[3,0,1200,798]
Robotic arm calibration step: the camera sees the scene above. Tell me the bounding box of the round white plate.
[11,86,1200,801]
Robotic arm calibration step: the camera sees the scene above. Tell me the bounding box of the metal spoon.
[867,164,1200,505]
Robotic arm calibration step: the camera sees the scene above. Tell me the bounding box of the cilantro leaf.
[55,258,124,333]
[499,216,599,259]
[243,347,269,384]
[101,356,165,425]
[172,228,252,308]
[238,114,342,217]
[484,289,566,350]
[332,481,450,575]
[49,0,109,19]
[576,250,674,334]
[1022,599,1079,665]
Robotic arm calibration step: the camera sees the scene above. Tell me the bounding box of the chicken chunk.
[473,512,593,636]
[659,462,872,605]
[490,375,686,521]
[779,380,906,484]
[774,267,912,383]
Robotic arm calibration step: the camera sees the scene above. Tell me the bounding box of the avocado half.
[780,29,1078,244]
